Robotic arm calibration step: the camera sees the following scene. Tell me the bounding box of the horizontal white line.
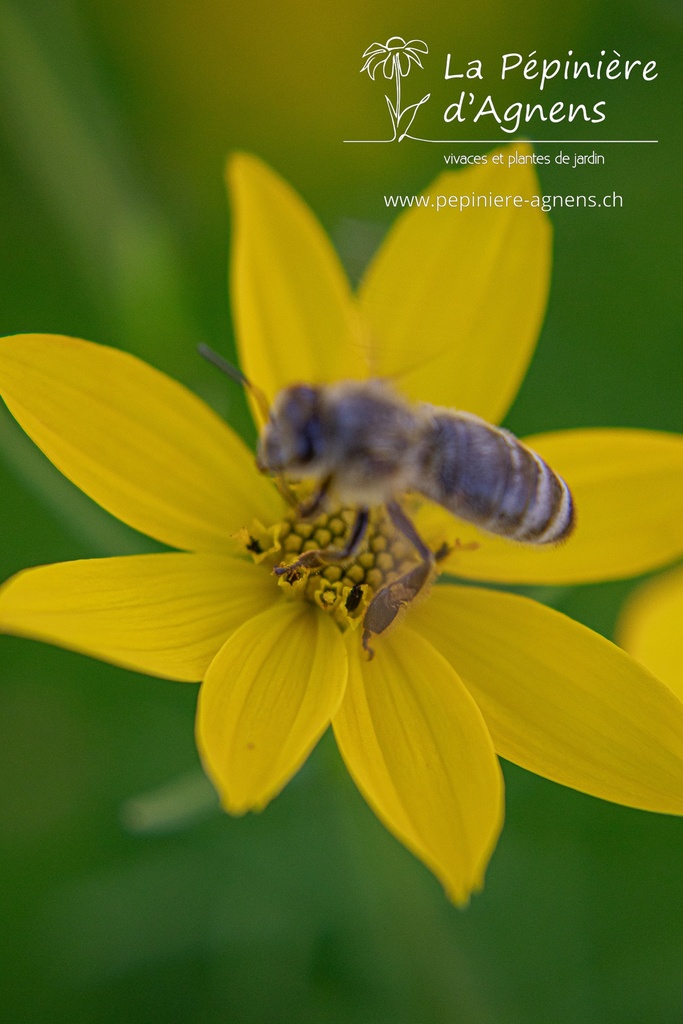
[343,139,659,144]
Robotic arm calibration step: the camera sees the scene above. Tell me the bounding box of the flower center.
[237,505,424,633]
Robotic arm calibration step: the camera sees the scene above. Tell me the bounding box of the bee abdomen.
[418,412,575,545]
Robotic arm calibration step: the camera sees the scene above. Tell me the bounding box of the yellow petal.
[618,566,683,703]
[0,334,280,552]
[358,144,551,423]
[412,586,683,814]
[420,429,683,584]
[332,627,504,905]
[228,154,367,415]
[196,601,347,813]
[0,554,276,680]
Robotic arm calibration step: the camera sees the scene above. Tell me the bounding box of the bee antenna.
[197,344,270,424]
[197,343,249,386]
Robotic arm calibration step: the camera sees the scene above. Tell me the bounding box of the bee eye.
[295,417,322,465]
[282,386,318,423]
[278,386,322,466]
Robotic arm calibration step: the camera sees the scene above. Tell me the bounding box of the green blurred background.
[1,2,681,1022]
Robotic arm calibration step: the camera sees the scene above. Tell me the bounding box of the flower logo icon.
[360,37,430,141]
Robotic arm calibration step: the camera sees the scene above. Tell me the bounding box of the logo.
[359,37,431,142]
[347,37,658,145]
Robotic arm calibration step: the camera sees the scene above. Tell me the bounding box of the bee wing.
[356,151,552,424]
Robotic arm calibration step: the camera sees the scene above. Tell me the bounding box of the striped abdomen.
[418,410,574,544]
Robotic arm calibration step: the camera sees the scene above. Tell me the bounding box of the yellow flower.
[611,428,683,704]
[618,563,683,703]
[2,149,683,905]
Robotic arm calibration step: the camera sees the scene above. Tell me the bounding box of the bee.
[199,348,575,656]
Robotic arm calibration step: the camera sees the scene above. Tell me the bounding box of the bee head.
[256,384,323,475]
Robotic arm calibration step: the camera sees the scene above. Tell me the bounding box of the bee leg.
[273,507,370,577]
[361,501,435,658]
[273,476,299,508]
[385,500,434,562]
[362,560,435,659]
[434,541,451,562]
[296,475,333,519]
